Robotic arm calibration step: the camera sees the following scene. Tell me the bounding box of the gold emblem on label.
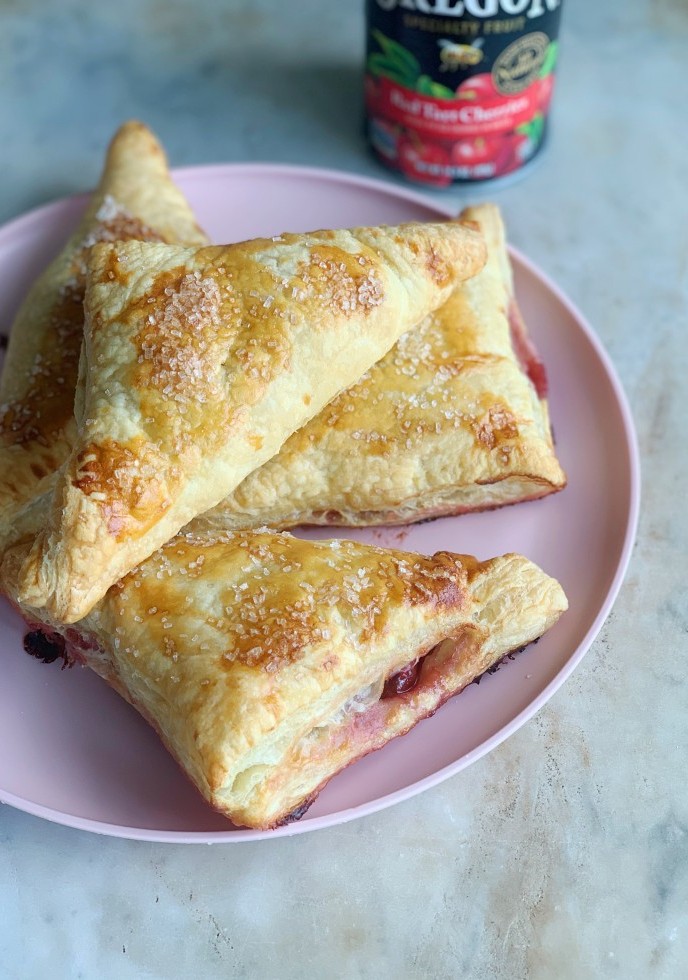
[492,32,549,95]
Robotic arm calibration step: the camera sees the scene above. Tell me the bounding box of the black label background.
[366,1,563,86]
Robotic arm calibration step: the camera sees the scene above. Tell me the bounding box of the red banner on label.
[369,77,538,139]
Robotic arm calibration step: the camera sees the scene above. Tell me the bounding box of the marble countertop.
[1,1,686,977]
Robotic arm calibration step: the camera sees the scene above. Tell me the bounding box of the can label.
[365,0,563,186]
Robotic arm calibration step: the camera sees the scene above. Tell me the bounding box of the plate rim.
[0,162,640,843]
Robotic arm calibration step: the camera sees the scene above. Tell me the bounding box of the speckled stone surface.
[1,1,687,977]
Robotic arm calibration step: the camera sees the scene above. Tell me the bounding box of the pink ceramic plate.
[0,165,639,842]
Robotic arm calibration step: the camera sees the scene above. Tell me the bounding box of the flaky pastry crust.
[199,204,566,532]
[0,121,208,537]
[16,222,486,623]
[2,528,567,829]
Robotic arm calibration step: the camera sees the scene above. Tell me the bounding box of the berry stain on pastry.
[23,629,69,668]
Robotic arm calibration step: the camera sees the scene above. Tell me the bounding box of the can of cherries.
[364,0,564,187]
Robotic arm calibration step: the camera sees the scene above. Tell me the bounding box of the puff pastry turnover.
[0,121,208,537]
[201,203,566,531]
[4,528,567,830]
[16,222,486,623]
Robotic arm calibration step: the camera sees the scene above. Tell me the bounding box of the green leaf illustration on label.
[371,30,420,81]
[517,111,545,145]
[429,81,457,100]
[539,41,559,78]
[414,75,455,99]
[367,53,415,87]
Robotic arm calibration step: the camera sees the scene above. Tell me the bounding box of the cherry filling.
[383,636,542,696]
[278,795,318,826]
[472,637,539,685]
[23,629,69,667]
[382,658,422,698]
[507,299,548,399]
